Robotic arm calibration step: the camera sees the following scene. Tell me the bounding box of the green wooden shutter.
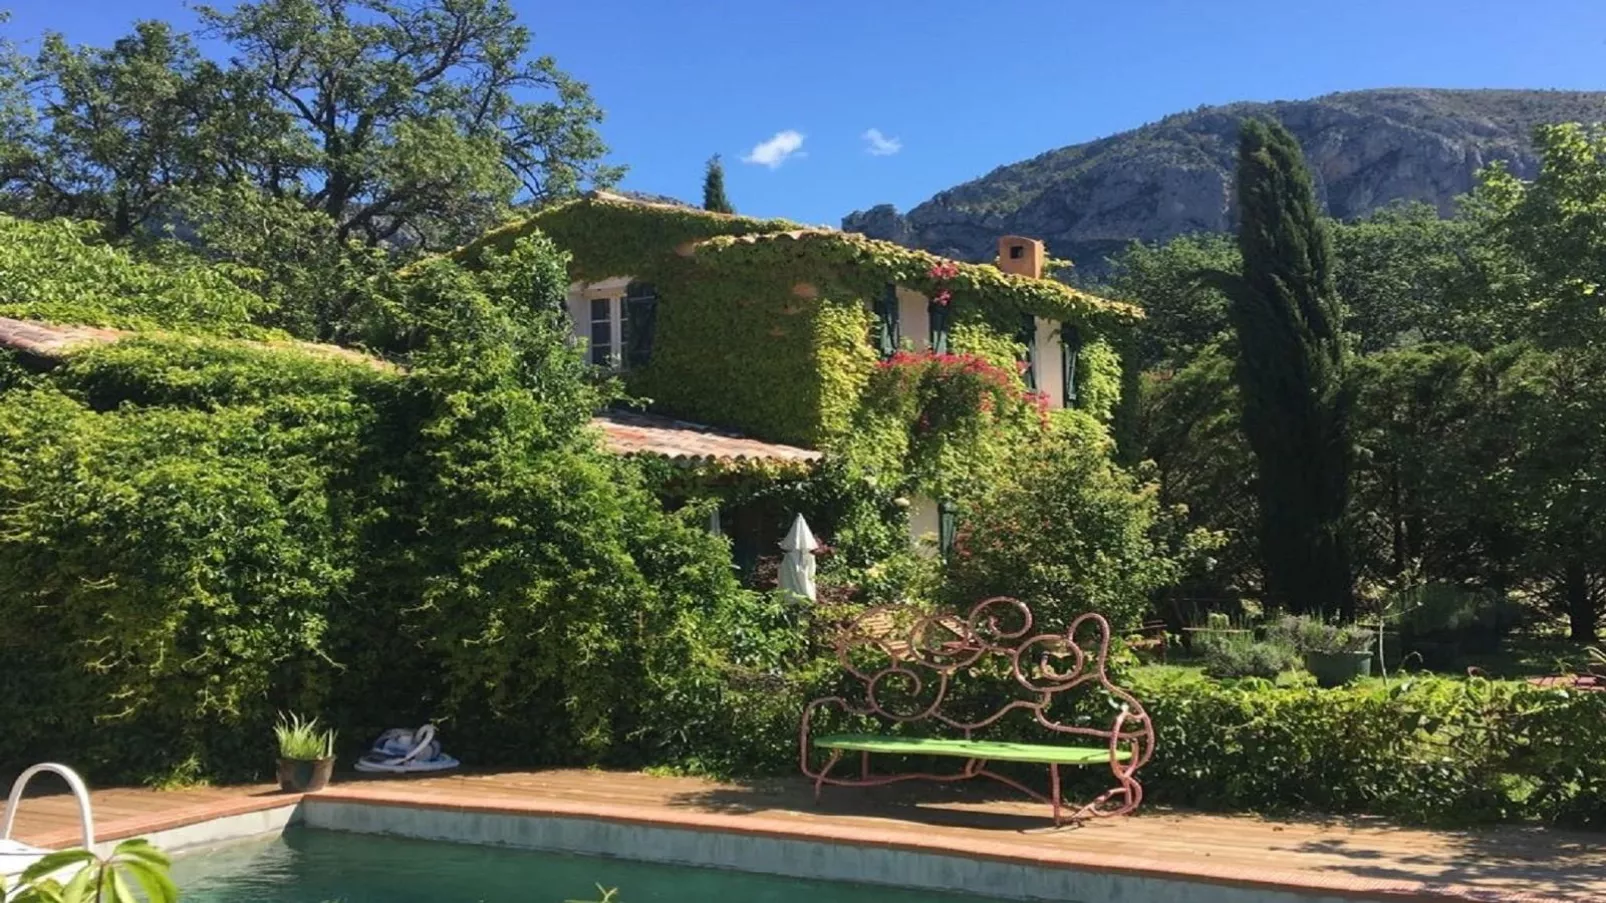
[623,282,657,369]
[1062,324,1082,409]
[875,282,900,358]
[929,299,950,354]
[1016,313,1037,390]
[938,499,958,560]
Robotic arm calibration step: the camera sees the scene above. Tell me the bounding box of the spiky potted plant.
[1275,616,1375,687]
[274,713,336,792]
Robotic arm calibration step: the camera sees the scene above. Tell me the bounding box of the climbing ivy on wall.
[447,193,1139,448]
[627,256,878,446]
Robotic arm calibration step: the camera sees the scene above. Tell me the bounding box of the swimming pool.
[171,827,1005,903]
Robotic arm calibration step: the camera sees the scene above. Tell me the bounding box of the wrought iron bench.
[800,597,1154,826]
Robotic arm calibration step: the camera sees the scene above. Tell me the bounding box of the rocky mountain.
[843,89,1606,276]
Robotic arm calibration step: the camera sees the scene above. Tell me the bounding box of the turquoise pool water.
[171,828,1002,903]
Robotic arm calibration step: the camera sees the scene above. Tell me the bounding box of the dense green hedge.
[720,659,1606,829]
[0,232,795,785]
[1130,673,1605,828]
[0,216,268,336]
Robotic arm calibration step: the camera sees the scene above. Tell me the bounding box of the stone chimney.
[997,236,1044,279]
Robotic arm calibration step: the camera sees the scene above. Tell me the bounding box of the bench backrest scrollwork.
[814,597,1154,764]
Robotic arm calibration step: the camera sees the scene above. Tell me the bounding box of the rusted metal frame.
[800,598,1157,825]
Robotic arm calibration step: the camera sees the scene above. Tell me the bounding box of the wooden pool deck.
[4,769,1603,902]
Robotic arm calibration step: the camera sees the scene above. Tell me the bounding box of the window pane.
[589,298,610,321]
[1017,314,1037,390]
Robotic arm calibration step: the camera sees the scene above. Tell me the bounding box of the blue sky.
[6,0,1605,226]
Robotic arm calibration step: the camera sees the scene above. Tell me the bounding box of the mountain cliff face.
[843,89,1606,275]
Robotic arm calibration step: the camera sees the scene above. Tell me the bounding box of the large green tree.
[1103,231,1237,371]
[1206,119,1352,618]
[0,22,281,236]
[1331,202,1500,353]
[1473,122,1606,349]
[1,0,622,250]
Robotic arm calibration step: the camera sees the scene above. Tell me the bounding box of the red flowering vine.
[928,259,959,307]
[873,349,1050,432]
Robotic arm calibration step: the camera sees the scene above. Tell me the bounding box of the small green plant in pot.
[274,712,336,792]
[1273,615,1373,687]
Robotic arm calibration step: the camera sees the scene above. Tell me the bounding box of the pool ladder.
[2,763,96,859]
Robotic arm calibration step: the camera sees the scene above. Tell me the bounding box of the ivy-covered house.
[453,191,1141,569]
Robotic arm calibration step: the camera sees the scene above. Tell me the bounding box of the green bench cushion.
[813,733,1127,766]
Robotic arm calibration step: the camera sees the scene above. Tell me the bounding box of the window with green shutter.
[1062,324,1082,408]
[622,281,657,370]
[938,499,958,560]
[874,282,900,359]
[588,298,613,367]
[1016,313,1037,390]
[929,298,950,354]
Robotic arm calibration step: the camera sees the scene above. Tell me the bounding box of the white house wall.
[895,287,930,351]
[1036,317,1067,410]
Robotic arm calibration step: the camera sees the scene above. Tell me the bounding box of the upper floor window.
[1017,313,1037,391]
[874,283,900,359]
[623,281,658,369]
[589,298,613,367]
[1062,324,1082,409]
[928,296,950,354]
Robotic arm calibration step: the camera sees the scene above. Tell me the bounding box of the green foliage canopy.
[1,0,622,249]
[702,154,733,214]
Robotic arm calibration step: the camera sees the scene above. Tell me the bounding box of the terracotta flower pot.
[277,756,335,792]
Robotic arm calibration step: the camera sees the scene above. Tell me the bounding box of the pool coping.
[299,787,1566,903]
[15,787,1584,903]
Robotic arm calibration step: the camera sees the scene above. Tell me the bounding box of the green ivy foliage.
[0,231,796,784]
[691,229,1137,328]
[630,260,877,447]
[1074,337,1123,422]
[0,347,383,781]
[842,348,1045,505]
[1123,674,1606,828]
[942,412,1206,630]
[0,216,268,336]
[445,193,1138,450]
[450,194,801,282]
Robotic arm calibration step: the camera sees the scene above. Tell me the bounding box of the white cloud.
[862,128,902,156]
[742,130,806,169]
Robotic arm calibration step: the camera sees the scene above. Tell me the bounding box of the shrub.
[944,412,1194,631]
[1113,673,1606,828]
[1392,583,1523,666]
[1197,634,1298,679]
[0,231,792,784]
[0,215,266,336]
[1268,615,1372,654]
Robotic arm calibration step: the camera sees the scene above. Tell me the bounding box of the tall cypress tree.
[1208,119,1353,619]
[702,154,734,214]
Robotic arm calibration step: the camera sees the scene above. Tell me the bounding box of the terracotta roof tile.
[2,316,816,467]
[0,315,393,371]
[0,316,124,358]
[593,410,822,467]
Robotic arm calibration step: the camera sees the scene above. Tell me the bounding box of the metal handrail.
[2,763,95,850]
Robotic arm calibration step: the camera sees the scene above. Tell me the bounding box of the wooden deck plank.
[2,769,1600,902]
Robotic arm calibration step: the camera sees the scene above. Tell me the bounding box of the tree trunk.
[1564,559,1598,642]
[1390,463,1406,578]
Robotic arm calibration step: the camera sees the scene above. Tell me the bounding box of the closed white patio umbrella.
[778,513,820,602]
